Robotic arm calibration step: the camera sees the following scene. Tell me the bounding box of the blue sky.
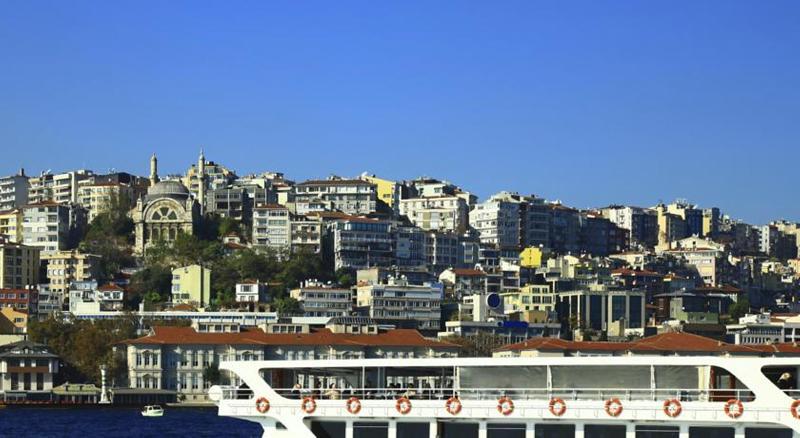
[1,1,798,224]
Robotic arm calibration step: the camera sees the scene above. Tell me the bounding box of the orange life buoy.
[549,397,567,416]
[396,396,412,415]
[791,399,800,419]
[604,398,623,417]
[724,399,744,419]
[346,396,361,415]
[255,397,270,414]
[497,396,514,416]
[301,396,317,414]
[445,396,462,415]
[663,399,682,418]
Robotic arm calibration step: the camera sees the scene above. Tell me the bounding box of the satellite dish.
[486,293,502,308]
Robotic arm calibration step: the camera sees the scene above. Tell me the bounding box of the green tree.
[442,333,507,357]
[335,267,355,288]
[272,297,301,315]
[79,192,136,281]
[128,266,173,307]
[728,296,751,321]
[203,364,222,385]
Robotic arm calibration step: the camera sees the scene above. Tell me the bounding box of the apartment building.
[0,237,40,289]
[235,281,269,304]
[290,216,322,254]
[77,182,134,222]
[0,341,60,401]
[21,201,85,254]
[290,281,353,317]
[327,217,394,271]
[600,205,658,248]
[0,171,29,211]
[0,209,23,243]
[28,170,94,204]
[251,204,290,253]
[41,250,101,296]
[171,265,211,307]
[356,277,442,331]
[294,178,377,215]
[398,195,468,234]
[470,192,549,256]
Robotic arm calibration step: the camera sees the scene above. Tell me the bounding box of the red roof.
[121,326,456,349]
[450,268,486,277]
[611,268,663,278]
[496,332,781,355]
[97,283,124,292]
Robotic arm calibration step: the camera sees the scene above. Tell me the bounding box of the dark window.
[535,424,574,438]
[636,425,679,438]
[440,422,478,438]
[36,373,44,390]
[311,421,346,438]
[629,295,643,328]
[587,425,626,438]
[397,423,430,438]
[746,428,793,438]
[487,423,526,438]
[353,422,388,438]
[689,427,734,438]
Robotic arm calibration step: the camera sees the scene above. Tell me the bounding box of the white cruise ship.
[210,354,800,438]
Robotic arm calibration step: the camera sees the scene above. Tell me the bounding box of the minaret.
[198,149,206,213]
[150,153,159,186]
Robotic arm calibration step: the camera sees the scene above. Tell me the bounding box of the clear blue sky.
[1,1,798,224]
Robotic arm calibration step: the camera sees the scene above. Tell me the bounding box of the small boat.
[141,405,164,417]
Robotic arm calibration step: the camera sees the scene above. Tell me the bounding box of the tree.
[442,333,507,357]
[335,267,355,288]
[203,363,222,385]
[79,191,136,281]
[128,266,173,307]
[728,296,751,321]
[272,297,301,315]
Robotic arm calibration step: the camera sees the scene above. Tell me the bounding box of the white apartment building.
[470,191,550,254]
[290,281,353,317]
[252,204,290,253]
[235,281,269,304]
[399,196,468,234]
[0,171,29,211]
[356,277,443,331]
[28,170,94,205]
[290,216,322,254]
[293,178,377,215]
[77,182,134,222]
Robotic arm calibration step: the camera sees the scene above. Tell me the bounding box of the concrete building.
[0,288,38,315]
[294,178,377,215]
[398,195,468,234]
[394,226,427,268]
[424,231,462,272]
[235,281,269,304]
[656,204,688,246]
[183,151,237,205]
[0,340,60,402]
[0,237,40,289]
[0,170,29,211]
[600,205,658,249]
[360,174,401,209]
[290,281,353,317]
[548,203,581,255]
[78,181,135,222]
[120,326,458,401]
[0,306,28,334]
[28,170,94,205]
[132,155,200,254]
[252,204,290,253]
[69,282,125,313]
[579,212,629,256]
[326,217,393,271]
[666,200,705,237]
[438,268,486,298]
[171,265,211,307]
[470,192,549,256]
[21,201,85,254]
[438,320,561,344]
[501,284,557,315]
[41,250,101,297]
[0,209,23,243]
[290,216,323,254]
[356,277,442,331]
[557,287,646,333]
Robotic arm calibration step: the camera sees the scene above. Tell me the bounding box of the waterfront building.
[0,340,59,402]
[438,320,561,344]
[121,325,457,401]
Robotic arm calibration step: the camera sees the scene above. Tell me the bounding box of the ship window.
[635,426,678,438]
[534,424,574,438]
[487,423,525,438]
[459,366,546,389]
[551,366,650,389]
[586,425,625,438]
[396,423,430,438]
[688,427,733,438]
[353,422,388,438]
[311,421,345,438]
[744,428,793,438]
[440,422,478,438]
[654,366,701,391]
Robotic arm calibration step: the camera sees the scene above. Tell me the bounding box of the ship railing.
[215,386,755,403]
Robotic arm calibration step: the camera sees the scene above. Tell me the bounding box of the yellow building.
[360,174,400,208]
[41,250,101,296]
[519,246,549,268]
[171,265,212,307]
[0,209,23,243]
[78,182,134,222]
[501,284,556,316]
[0,238,40,289]
[0,306,28,334]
